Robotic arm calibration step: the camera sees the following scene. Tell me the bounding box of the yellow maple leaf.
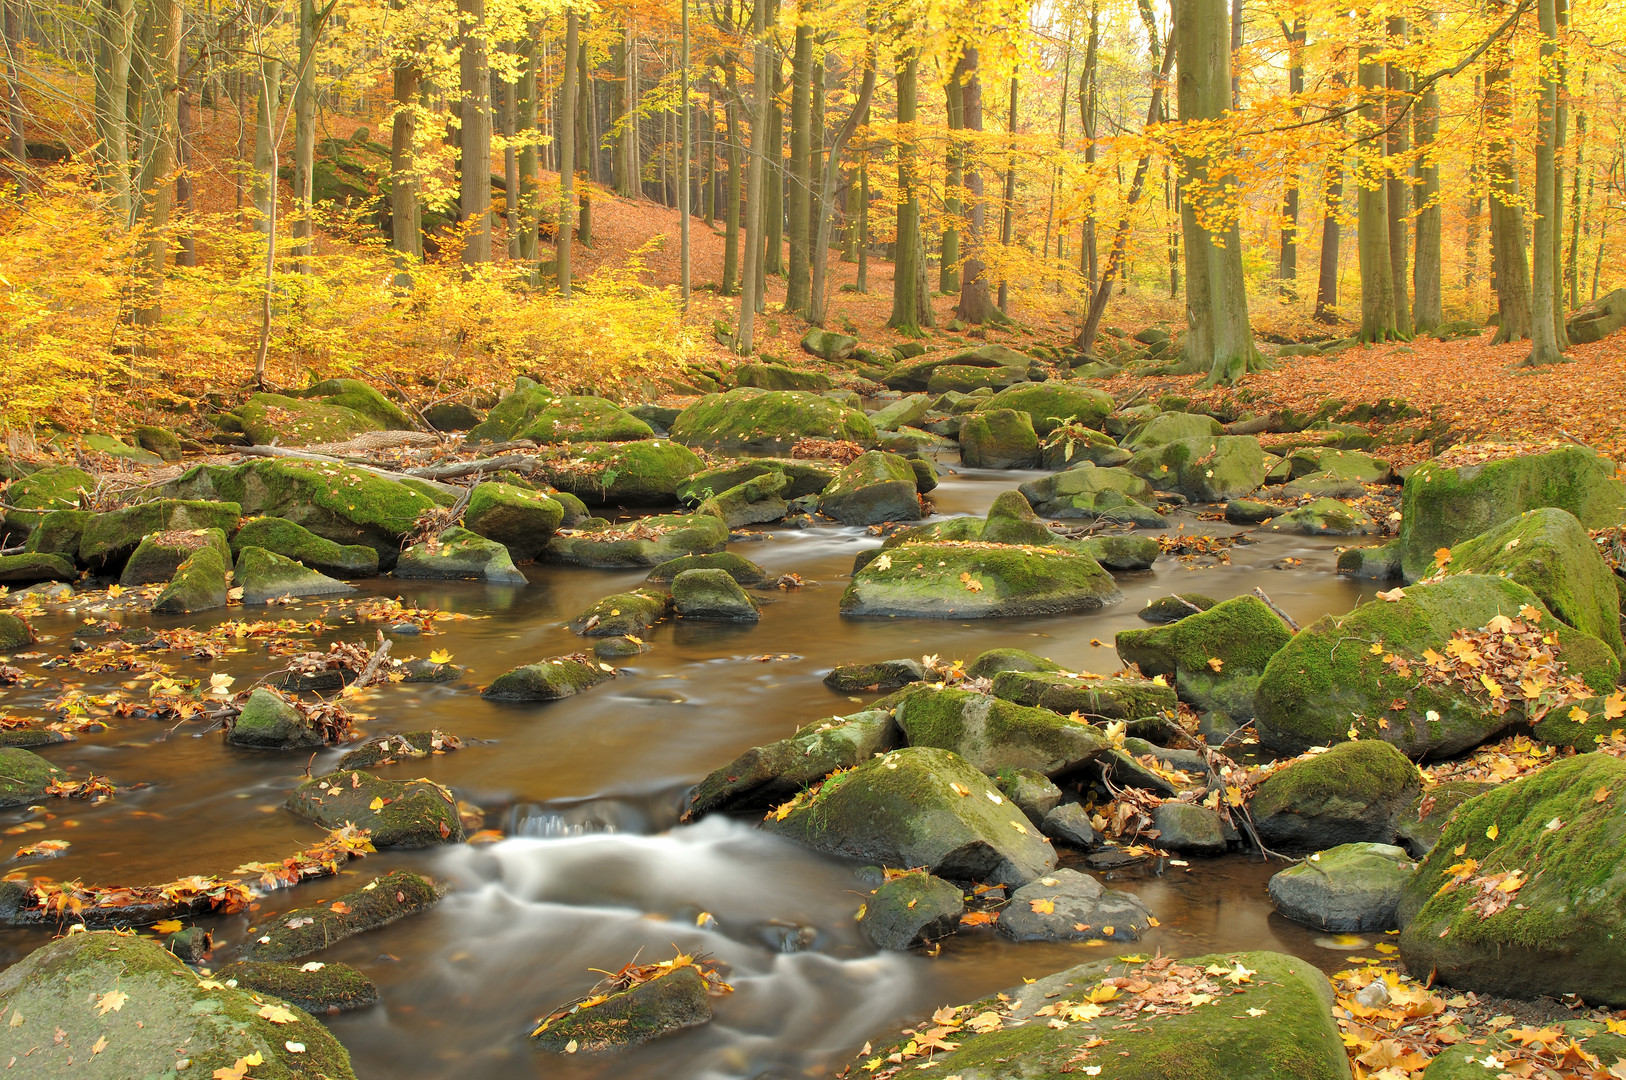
[368,796,386,811]
[1207,657,1224,672]
[1030,898,1056,915]
[1368,641,1384,655]
[1605,692,1626,720]
[428,649,452,665]
[872,554,892,572]
[1433,547,1452,569]
[151,919,183,934]
[95,989,127,1015]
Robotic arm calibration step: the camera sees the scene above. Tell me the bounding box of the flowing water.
[0,465,1390,1079]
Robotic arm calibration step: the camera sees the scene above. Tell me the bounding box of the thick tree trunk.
[558,10,577,296]
[1356,38,1398,342]
[784,17,813,315]
[132,0,179,328]
[734,0,770,351]
[1484,12,1530,343]
[458,0,491,265]
[94,0,135,219]
[722,60,740,294]
[1523,0,1564,365]
[940,70,961,295]
[291,0,318,272]
[1411,16,1442,332]
[390,57,422,261]
[1384,17,1411,335]
[954,46,995,325]
[1079,6,1100,288]
[887,50,927,332]
[679,0,690,303]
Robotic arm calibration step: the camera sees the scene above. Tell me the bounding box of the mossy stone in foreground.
[1254,574,1619,757]
[219,960,379,1014]
[862,871,965,950]
[683,708,899,819]
[285,770,464,847]
[0,551,75,584]
[959,408,1039,469]
[695,471,790,527]
[152,543,229,614]
[0,931,356,1080]
[965,647,1063,679]
[1248,740,1421,852]
[841,540,1121,619]
[228,687,324,749]
[892,684,1113,777]
[669,387,877,452]
[230,516,379,578]
[761,745,1058,886]
[1399,755,1626,1006]
[568,588,671,636]
[234,546,354,604]
[645,551,768,585]
[483,655,617,701]
[0,747,66,807]
[464,481,565,561]
[0,612,32,651]
[850,950,1349,1080]
[531,965,712,1054]
[240,869,443,962]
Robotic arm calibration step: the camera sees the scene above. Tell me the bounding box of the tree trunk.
[251,58,281,240]
[734,0,770,351]
[887,50,927,332]
[1565,90,1586,311]
[1043,23,1073,263]
[131,0,179,328]
[458,0,491,265]
[679,0,690,303]
[997,74,1017,312]
[499,51,518,257]
[1485,5,1530,343]
[94,0,135,220]
[722,59,740,294]
[784,16,813,315]
[576,34,592,247]
[1278,17,1303,299]
[1314,154,1344,323]
[1079,5,1100,288]
[1356,36,1398,342]
[175,65,194,265]
[557,9,577,296]
[1411,15,1442,332]
[856,140,868,292]
[515,34,538,264]
[291,0,318,273]
[1,0,24,189]
[808,55,824,293]
[940,69,961,295]
[763,32,784,279]
[1523,0,1563,364]
[808,47,875,326]
[390,55,422,261]
[1384,16,1411,335]
[954,46,995,325]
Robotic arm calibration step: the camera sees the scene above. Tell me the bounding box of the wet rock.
[338,730,460,769]
[891,684,1113,777]
[1018,465,1163,526]
[463,482,565,561]
[671,568,760,621]
[670,388,876,453]
[801,329,859,361]
[120,526,231,586]
[1255,575,1619,757]
[869,394,932,432]
[1127,434,1268,503]
[0,747,66,807]
[513,396,655,445]
[231,516,380,578]
[546,512,729,567]
[991,671,1176,720]
[817,451,923,525]
[862,871,965,950]
[684,709,899,818]
[675,460,835,503]
[959,408,1039,469]
[1138,592,1218,623]
[996,768,1063,820]
[1080,534,1161,571]
[695,471,790,527]
[80,499,241,573]
[1038,425,1131,469]
[483,655,617,702]
[1394,781,1490,858]
[996,868,1154,942]
[761,746,1058,886]
[285,771,464,847]
[1268,446,1393,485]
[568,589,671,637]
[235,391,380,446]
[1098,748,1184,798]
[976,383,1114,434]
[1280,473,1367,499]
[0,552,75,585]
[1040,803,1098,849]
[241,869,443,961]
[842,539,1121,619]
[823,658,929,692]
[1268,842,1414,932]
[1336,539,1403,581]
[593,635,648,659]
[1248,740,1421,852]
[424,402,484,431]
[965,647,1063,680]
[1398,445,1626,582]
[235,547,354,604]
[0,466,93,541]
[396,526,526,585]
[1116,595,1292,718]
[531,964,712,1054]
[1225,498,1287,525]
[167,926,213,964]
[645,551,769,585]
[218,960,379,1014]
[228,688,324,750]
[152,543,229,614]
[1263,497,1377,536]
[1398,754,1626,1005]
[0,930,357,1079]
[1152,803,1228,856]
[21,508,91,558]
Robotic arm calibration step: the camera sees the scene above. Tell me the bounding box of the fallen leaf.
[1030,899,1056,915]
[258,1003,299,1024]
[95,989,127,1015]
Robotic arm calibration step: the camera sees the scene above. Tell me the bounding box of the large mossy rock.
[675,459,834,503]
[976,383,1113,434]
[1399,754,1626,1006]
[684,709,899,818]
[1248,740,1422,852]
[1442,507,1623,658]
[1254,575,1620,757]
[761,745,1058,886]
[841,539,1121,619]
[0,551,75,584]
[1128,435,1267,503]
[862,870,965,950]
[152,543,229,614]
[1263,497,1376,536]
[230,516,379,578]
[0,931,356,1080]
[22,508,92,558]
[0,747,66,806]
[1566,286,1626,344]
[215,961,379,1014]
[0,612,33,651]
[121,527,231,586]
[531,965,712,1054]
[990,671,1177,720]
[396,526,526,585]
[818,450,923,524]
[234,547,353,604]
[302,377,415,429]
[669,387,876,452]
[1018,465,1164,526]
[235,392,381,446]
[849,950,1350,1080]
[890,684,1113,777]
[535,440,704,506]
[240,869,443,962]
[1122,411,1224,451]
[959,408,1039,469]
[869,393,932,432]
[569,588,670,636]
[1115,595,1291,717]
[80,499,241,572]
[463,482,564,561]
[646,551,768,585]
[285,770,464,847]
[1267,842,1415,931]
[546,512,728,567]
[800,329,859,361]
[1398,445,1626,582]
[228,687,325,749]
[695,471,790,527]
[672,567,760,621]
[482,654,617,701]
[737,361,834,391]
[514,396,655,444]
[463,384,558,443]
[0,465,93,538]
[162,460,437,566]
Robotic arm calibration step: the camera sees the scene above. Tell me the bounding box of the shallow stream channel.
[0,464,1390,1079]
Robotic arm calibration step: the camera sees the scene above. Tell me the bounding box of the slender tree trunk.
[251,59,280,239]
[458,0,491,265]
[997,73,1017,312]
[785,15,813,314]
[94,0,135,220]
[174,67,194,265]
[763,24,784,279]
[1384,16,1411,334]
[808,46,875,325]
[1524,0,1563,364]
[808,55,824,276]
[1278,17,1303,298]
[722,59,739,294]
[1,0,24,188]
[1314,154,1344,323]
[558,9,577,296]
[576,34,592,247]
[734,0,769,351]
[290,0,318,271]
[1551,0,1568,342]
[499,53,518,257]
[1229,0,1241,108]
[940,69,961,295]
[1043,23,1073,264]
[516,34,538,264]
[680,0,690,304]
[856,138,869,291]
[1356,35,1398,342]
[1412,14,1442,332]
[1485,4,1530,343]
[1565,87,1586,311]
[390,53,422,261]
[954,46,995,324]
[1079,6,1100,288]
[132,0,179,328]
[704,90,716,224]
[888,49,926,331]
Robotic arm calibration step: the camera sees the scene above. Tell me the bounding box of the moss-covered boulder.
[463,482,564,561]
[0,612,32,651]
[1398,754,1626,1005]
[152,543,229,614]
[1249,740,1422,852]
[395,526,526,585]
[683,709,900,819]
[0,465,93,538]
[817,451,923,525]
[762,746,1058,885]
[482,655,617,701]
[869,393,932,432]
[1443,507,1623,658]
[1268,446,1392,485]
[695,471,790,527]
[861,870,965,950]
[80,499,241,572]
[675,459,835,503]
[672,567,760,621]
[240,869,443,962]
[0,551,75,584]
[849,950,1349,1080]
[645,552,768,585]
[121,527,231,586]
[997,768,1064,820]
[424,401,483,431]
[824,659,931,692]
[926,364,1028,394]
[1254,575,1620,757]
[1263,497,1377,536]
[1122,411,1225,451]
[965,647,1063,679]
[800,329,859,361]
[891,684,1114,777]
[235,392,381,446]
[285,771,464,847]
[0,931,356,1080]
[842,539,1121,618]
[1116,595,1291,717]
[737,361,835,391]
[959,408,1039,469]
[1421,1019,1626,1080]
[0,747,66,807]
[1039,423,1132,469]
[997,867,1155,941]
[337,729,461,768]
[883,489,1052,549]
[1128,435,1268,503]
[531,964,712,1054]
[1336,540,1403,581]
[515,396,655,444]
[670,387,876,452]
[1139,592,1218,623]
[990,671,1178,721]
[218,961,378,1014]
[883,346,1023,392]
[1080,534,1161,571]
[546,512,729,567]
[535,440,704,506]
[1018,465,1164,526]
[230,516,379,578]
[22,508,92,558]
[568,588,671,636]
[463,384,567,443]
[977,383,1113,434]
[1394,781,1490,858]
[302,378,414,429]
[227,688,325,749]
[1267,842,1414,931]
[234,546,354,604]
[161,460,437,567]
[1399,445,1626,582]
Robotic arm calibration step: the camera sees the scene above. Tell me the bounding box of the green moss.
[234,547,352,604]
[568,588,671,636]
[977,383,1114,433]
[980,490,1054,546]
[1,465,93,536]
[669,387,878,451]
[235,392,381,446]
[546,512,729,567]
[121,527,231,586]
[1116,595,1290,679]
[302,377,414,429]
[0,747,66,806]
[285,772,464,848]
[531,965,711,1053]
[891,684,1112,776]
[671,568,760,620]
[515,395,655,444]
[0,552,75,584]
[965,648,1063,680]
[152,543,229,614]
[1123,411,1225,450]
[0,612,31,651]
[464,482,564,562]
[78,499,241,571]
[22,509,92,557]
[645,551,768,585]
[959,408,1039,469]
[241,869,443,962]
[483,655,617,701]
[537,440,704,505]
[684,708,898,817]
[1250,740,1421,820]
[1139,593,1219,622]
[218,961,379,1014]
[991,671,1177,720]
[840,540,1121,619]
[231,516,379,578]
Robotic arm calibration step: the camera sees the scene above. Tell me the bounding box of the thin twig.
[1252,587,1301,632]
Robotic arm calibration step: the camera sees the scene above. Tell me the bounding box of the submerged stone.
[483,655,617,702]
[531,964,713,1054]
[240,869,443,962]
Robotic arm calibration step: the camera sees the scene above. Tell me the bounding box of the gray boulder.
[1267,842,1414,931]
[996,868,1155,942]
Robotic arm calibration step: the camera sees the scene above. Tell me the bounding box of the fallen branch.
[406,452,540,481]
[1252,587,1301,632]
[231,445,463,497]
